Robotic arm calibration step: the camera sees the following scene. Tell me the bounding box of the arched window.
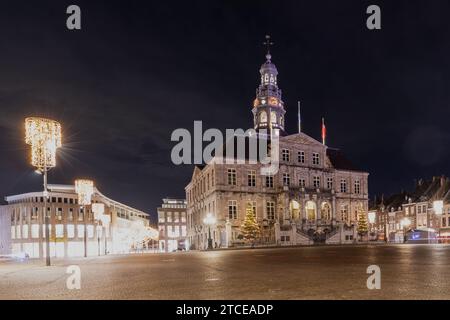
[270,111,277,124]
[289,200,301,220]
[321,202,331,221]
[259,111,267,123]
[306,201,316,221]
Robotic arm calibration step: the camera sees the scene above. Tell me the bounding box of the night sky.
[0,1,449,223]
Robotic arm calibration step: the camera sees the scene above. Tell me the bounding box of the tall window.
[283,173,290,186]
[68,208,73,221]
[32,207,39,220]
[56,208,63,221]
[312,153,320,165]
[248,201,257,218]
[299,178,306,188]
[78,208,84,221]
[354,180,361,194]
[228,200,237,220]
[313,176,320,189]
[341,205,349,222]
[227,168,237,185]
[327,177,333,190]
[340,179,347,193]
[282,149,290,162]
[266,201,275,220]
[248,170,256,187]
[298,151,305,163]
[265,175,274,188]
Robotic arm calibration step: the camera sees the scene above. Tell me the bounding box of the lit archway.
[290,200,301,220]
[321,202,332,221]
[306,201,317,221]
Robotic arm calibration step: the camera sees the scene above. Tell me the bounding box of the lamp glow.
[368,211,376,224]
[433,200,444,215]
[203,213,217,225]
[400,217,411,228]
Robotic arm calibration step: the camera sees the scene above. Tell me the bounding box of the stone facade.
[185,50,369,250]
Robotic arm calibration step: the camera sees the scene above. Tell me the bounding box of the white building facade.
[0,184,156,258]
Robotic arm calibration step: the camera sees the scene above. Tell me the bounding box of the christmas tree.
[241,204,261,243]
[357,209,368,236]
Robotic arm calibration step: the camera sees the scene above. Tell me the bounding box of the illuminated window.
[55,224,64,238]
[31,224,39,238]
[259,111,267,123]
[67,225,75,238]
[56,208,63,221]
[87,225,94,238]
[22,225,29,239]
[77,225,85,238]
[270,111,277,124]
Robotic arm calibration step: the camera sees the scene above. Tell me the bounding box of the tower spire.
[263,35,274,59]
[252,36,286,135]
[298,101,302,133]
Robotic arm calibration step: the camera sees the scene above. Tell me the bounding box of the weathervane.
[263,34,274,56]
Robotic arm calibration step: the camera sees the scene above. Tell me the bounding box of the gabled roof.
[281,132,324,147]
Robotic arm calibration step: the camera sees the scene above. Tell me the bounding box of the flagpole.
[298,101,301,133]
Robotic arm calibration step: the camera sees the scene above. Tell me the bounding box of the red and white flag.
[321,117,326,145]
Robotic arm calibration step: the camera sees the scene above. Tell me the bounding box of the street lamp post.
[203,213,216,250]
[433,200,444,242]
[400,217,411,243]
[92,203,105,256]
[100,214,111,255]
[75,179,94,258]
[25,117,62,266]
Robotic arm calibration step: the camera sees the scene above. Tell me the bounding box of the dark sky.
[0,0,449,222]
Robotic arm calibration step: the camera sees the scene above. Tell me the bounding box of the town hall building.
[185,45,369,249]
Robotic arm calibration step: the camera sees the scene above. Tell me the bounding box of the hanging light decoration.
[25,117,62,170]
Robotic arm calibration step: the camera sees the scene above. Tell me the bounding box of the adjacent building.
[185,49,369,249]
[157,198,188,252]
[0,184,156,258]
[370,176,450,242]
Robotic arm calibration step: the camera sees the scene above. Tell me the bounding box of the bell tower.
[252,35,286,135]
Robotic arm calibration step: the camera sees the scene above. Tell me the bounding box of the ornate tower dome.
[252,36,286,135]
